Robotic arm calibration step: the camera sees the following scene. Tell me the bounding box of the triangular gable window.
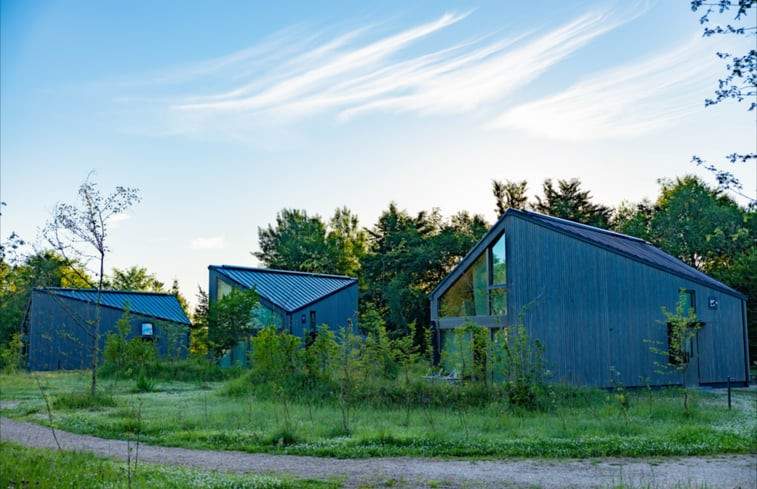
[439,232,507,318]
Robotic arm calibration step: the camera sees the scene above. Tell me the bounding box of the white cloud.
[108,213,131,229]
[490,37,719,141]
[190,235,226,250]
[125,2,649,136]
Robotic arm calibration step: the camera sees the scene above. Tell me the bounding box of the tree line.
[248,175,756,359]
[2,173,754,370]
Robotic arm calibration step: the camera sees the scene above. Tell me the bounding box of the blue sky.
[2,0,755,305]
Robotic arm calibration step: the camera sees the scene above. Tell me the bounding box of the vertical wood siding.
[27,291,188,371]
[505,216,747,387]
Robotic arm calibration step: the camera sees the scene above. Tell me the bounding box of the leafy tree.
[326,206,367,278]
[690,0,756,205]
[0,250,92,350]
[615,176,756,360]
[532,178,612,228]
[255,209,332,273]
[170,279,190,317]
[611,199,655,240]
[492,179,528,217]
[107,266,164,292]
[207,288,259,360]
[43,175,140,397]
[190,286,210,355]
[648,291,702,410]
[254,207,364,276]
[649,176,751,270]
[362,204,488,341]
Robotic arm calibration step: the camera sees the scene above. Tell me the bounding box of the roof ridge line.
[210,264,357,281]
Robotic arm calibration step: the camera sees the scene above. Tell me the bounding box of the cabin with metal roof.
[208,265,358,367]
[23,288,191,371]
[429,209,749,388]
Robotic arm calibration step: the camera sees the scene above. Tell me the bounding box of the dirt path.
[1,417,755,488]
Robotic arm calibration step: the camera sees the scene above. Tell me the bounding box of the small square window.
[141,322,154,338]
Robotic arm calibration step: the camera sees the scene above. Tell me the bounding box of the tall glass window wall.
[439,233,507,318]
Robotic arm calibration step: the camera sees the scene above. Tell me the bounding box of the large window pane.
[440,254,487,317]
[251,304,282,329]
[491,233,506,285]
[490,288,507,316]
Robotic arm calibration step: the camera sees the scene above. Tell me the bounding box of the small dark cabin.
[429,209,749,388]
[208,265,359,367]
[24,288,191,371]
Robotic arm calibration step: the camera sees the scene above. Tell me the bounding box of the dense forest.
[4,175,752,366]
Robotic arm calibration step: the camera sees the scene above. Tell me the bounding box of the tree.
[255,209,332,273]
[649,176,751,270]
[108,266,164,292]
[326,207,367,278]
[532,178,612,228]
[190,286,210,355]
[170,279,191,317]
[361,204,488,341]
[43,175,140,398]
[690,0,756,206]
[207,288,258,360]
[614,176,756,361]
[0,250,92,350]
[649,291,702,410]
[492,179,528,217]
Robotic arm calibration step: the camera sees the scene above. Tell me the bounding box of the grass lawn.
[0,441,338,489]
[1,370,755,459]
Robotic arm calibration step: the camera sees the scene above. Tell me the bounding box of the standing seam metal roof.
[210,266,357,312]
[40,288,192,324]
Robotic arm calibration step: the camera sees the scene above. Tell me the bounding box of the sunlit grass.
[1,370,755,459]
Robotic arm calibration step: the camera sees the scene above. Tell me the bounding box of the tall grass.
[0,441,334,489]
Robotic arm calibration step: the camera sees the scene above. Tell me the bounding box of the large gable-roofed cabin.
[208,265,359,367]
[24,288,191,371]
[429,209,749,388]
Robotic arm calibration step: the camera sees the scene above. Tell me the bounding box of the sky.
[2,0,755,307]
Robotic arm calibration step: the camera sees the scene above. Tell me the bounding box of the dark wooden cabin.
[24,288,191,371]
[429,209,749,388]
[208,265,358,367]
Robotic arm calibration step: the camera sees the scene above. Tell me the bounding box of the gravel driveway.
[1,417,755,488]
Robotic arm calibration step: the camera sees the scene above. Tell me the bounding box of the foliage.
[107,265,165,291]
[492,179,528,217]
[3,371,755,460]
[0,332,24,372]
[0,249,92,349]
[647,291,702,410]
[613,176,756,360]
[208,288,259,360]
[190,286,210,355]
[361,203,488,338]
[532,178,612,228]
[255,208,365,276]
[495,323,550,411]
[42,174,140,398]
[690,0,756,205]
[649,176,751,270]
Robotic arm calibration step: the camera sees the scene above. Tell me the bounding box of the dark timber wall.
[25,291,189,371]
[430,210,749,388]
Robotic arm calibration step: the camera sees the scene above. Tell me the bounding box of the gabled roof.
[37,288,192,325]
[431,209,744,300]
[209,265,357,313]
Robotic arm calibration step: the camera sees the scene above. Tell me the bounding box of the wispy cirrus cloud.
[490,37,719,141]
[122,2,651,137]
